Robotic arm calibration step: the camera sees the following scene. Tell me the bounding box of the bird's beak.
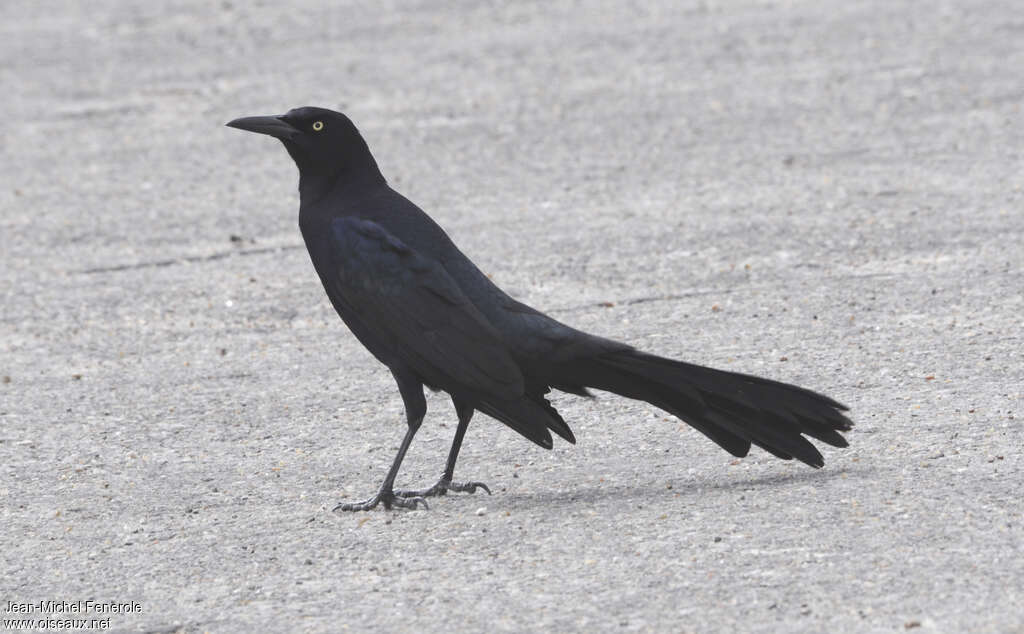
[225,115,300,140]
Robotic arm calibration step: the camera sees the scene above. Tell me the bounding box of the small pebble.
[475,507,487,516]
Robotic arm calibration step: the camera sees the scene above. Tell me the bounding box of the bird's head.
[227,107,384,201]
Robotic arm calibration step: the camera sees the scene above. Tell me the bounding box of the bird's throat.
[297,166,387,209]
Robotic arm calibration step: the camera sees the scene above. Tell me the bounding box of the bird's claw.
[333,490,429,512]
[393,478,491,498]
[449,480,491,495]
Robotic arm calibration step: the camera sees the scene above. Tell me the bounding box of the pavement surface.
[2,1,1022,632]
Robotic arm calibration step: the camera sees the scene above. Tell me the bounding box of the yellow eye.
[312,121,324,131]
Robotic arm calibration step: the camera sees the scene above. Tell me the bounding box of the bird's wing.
[329,216,524,398]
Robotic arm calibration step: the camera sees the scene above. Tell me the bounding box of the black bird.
[227,107,853,511]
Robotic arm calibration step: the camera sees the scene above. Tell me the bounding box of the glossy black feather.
[329,216,524,399]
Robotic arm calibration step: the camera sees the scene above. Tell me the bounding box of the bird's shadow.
[501,462,875,512]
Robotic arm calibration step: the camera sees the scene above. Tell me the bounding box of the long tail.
[556,349,852,467]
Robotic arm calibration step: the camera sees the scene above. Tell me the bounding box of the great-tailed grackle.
[227,107,853,512]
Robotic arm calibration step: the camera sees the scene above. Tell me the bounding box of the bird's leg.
[333,421,427,511]
[334,370,429,512]
[394,397,491,498]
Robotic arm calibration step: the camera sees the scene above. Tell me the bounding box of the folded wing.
[329,216,524,399]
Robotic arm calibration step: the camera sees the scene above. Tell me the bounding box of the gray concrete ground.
[2,1,1022,632]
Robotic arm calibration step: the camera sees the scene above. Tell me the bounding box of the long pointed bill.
[225,115,299,140]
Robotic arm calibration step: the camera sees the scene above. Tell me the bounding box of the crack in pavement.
[547,271,895,315]
[76,244,305,274]
[548,289,736,315]
[76,247,895,321]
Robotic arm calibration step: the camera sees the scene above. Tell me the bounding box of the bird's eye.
[312,121,324,131]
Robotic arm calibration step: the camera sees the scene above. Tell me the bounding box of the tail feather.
[475,398,554,449]
[475,387,577,449]
[561,349,852,468]
[555,354,757,457]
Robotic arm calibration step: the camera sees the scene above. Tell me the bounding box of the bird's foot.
[333,489,428,512]
[393,478,491,499]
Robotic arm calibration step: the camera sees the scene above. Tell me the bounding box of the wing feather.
[330,217,524,398]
